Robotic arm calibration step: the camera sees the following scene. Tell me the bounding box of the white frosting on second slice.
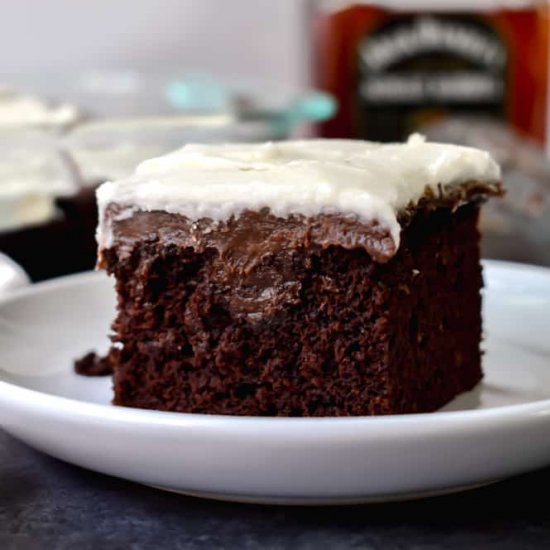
[0,89,79,129]
[96,135,500,249]
[0,130,79,232]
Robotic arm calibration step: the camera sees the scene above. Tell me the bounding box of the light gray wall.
[0,0,310,87]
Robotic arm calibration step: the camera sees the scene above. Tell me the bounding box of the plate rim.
[2,259,550,433]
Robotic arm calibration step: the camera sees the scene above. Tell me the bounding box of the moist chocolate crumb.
[74,351,113,377]
[97,203,485,416]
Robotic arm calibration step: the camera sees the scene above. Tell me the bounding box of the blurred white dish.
[0,260,550,505]
[0,252,30,297]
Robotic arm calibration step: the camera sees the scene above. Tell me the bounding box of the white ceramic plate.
[1,260,550,505]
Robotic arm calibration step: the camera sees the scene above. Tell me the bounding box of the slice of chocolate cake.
[95,135,502,416]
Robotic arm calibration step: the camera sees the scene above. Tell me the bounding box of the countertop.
[2,430,550,550]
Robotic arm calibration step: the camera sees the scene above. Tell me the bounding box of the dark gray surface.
[1,429,549,550]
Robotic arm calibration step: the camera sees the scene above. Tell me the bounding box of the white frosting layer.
[0,130,79,232]
[0,193,57,233]
[70,143,169,183]
[66,116,235,185]
[0,89,79,129]
[97,135,500,249]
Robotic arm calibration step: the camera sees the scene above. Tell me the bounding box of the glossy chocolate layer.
[99,180,501,321]
[98,203,485,415]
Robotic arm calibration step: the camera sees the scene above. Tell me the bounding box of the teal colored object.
[166,75,232,114]
[165,75,337,137]
[276,91,337,135]
[287,92,337,123]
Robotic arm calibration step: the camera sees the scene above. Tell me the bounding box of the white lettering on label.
[360,17,506,72]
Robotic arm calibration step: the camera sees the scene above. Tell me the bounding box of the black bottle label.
[357,15,508,141]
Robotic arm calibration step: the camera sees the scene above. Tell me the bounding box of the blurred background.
[1,0,550,284]
[0,0,309,88]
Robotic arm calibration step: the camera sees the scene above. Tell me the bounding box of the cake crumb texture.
[101,204,483,416]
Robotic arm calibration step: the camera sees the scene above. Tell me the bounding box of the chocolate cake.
[0,128,84,281]
[95,136,502,416]
[0,90,86,281]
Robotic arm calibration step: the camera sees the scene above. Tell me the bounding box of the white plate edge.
[1,259,550,435]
